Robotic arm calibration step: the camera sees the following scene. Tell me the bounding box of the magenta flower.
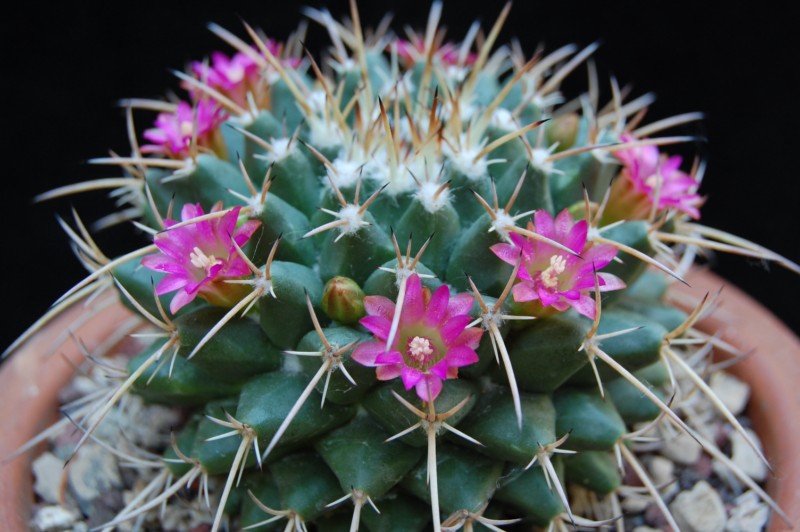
[141,202,261,314]
[614,133,703,219]
[190,51,260,108]
[188,44,301,107]
[142,100,226,159]
[352,274,483,402]
[491,210,625,320]
[394,37,477,66]
[192,51,259,91]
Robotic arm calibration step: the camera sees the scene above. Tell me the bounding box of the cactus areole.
[8,2,798,531]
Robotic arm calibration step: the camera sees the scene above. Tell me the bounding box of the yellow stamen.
[540,255,566,289]
[408,336,434,363]
[189,246,222,274]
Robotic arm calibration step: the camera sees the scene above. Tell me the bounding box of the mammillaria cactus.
[6,2,799,530]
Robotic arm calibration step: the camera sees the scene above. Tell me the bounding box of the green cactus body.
[19,4,797,531]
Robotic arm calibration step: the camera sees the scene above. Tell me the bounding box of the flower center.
[179,120,194,138]
[227,65,245,83]
[189,246,222,275]
[540,255,567,289]
[406,335,437,366]
[644,173,660,189]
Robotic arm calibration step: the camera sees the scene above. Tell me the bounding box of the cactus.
[6,2,799,531]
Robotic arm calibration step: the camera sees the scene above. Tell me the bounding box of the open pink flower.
[141,203,261,314]
[394,37,477,66]
[190,51,260,107]
[352,274,482,402]
[491,209,625,320]
[188,44,301,107]
[192,51,260,91]
[614,133,702,219]
[142,100,226,159]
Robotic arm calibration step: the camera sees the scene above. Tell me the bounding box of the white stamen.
[540,255,566,289]
[408,336,434,363]
[189,246,222,274]
[179,121,194,137]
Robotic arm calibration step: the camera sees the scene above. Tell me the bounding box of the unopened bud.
[321,276,366,324]
[546,112,580,152]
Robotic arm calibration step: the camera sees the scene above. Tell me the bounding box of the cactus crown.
[8,2,799,530]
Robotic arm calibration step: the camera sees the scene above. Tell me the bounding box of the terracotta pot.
[670,269,800,531]
[0,271,797,530]
[0,302,133,531]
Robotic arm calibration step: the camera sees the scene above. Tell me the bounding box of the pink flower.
[192,51,259,92]
[394,37,477,66]
[141,203,261,314]
[491,210,625,320]
[614,133,703,219]
[352,274,483,402]
[188,45,301,107]
[142,100,226,159]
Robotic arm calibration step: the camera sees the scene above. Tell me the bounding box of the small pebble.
[709,372,750,416]
[31,505,78,531]
[67,443,122,516]
[32,453,65,504]
[648,456,675,485]
[669,480,726,532]
[622,495,651,513]
[726,490,769,531]
[662,430,703,466]
[647,455,678,500]
[730,429,767,482]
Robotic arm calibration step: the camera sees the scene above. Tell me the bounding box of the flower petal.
[512,281,538,302]
[533,210,555,239]
[453,327,483,349]
[445,346,480,367]
[424,285,450,327]
[155,274,189,295]
[364,296,396,321]
[446,293,474,318]
[598,273,626,291]
[360,315,392,341]
[490,243,520,266]
[416,375,443,401]
[440,315,472,345]
[401,366,423,389]
[376,364,402,381]
[428,360,449,379]
[169,289,196,314]
[401,274,425,324]
[569,294,597,320]
[375,349,404,365]
[351,342,384,366]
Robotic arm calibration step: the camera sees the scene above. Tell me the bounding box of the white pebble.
[622,495,650,513]
[709,372,750,416]
[730,429,768,482]
[32,453,65,504]
[662,430,703,465]
[31,505,78,531]
[726,491,770,531]
[648,455,675,485]
[669,480,726,532]
[647,455,678,498]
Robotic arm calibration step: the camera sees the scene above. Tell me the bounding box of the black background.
[2,0,798,352]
